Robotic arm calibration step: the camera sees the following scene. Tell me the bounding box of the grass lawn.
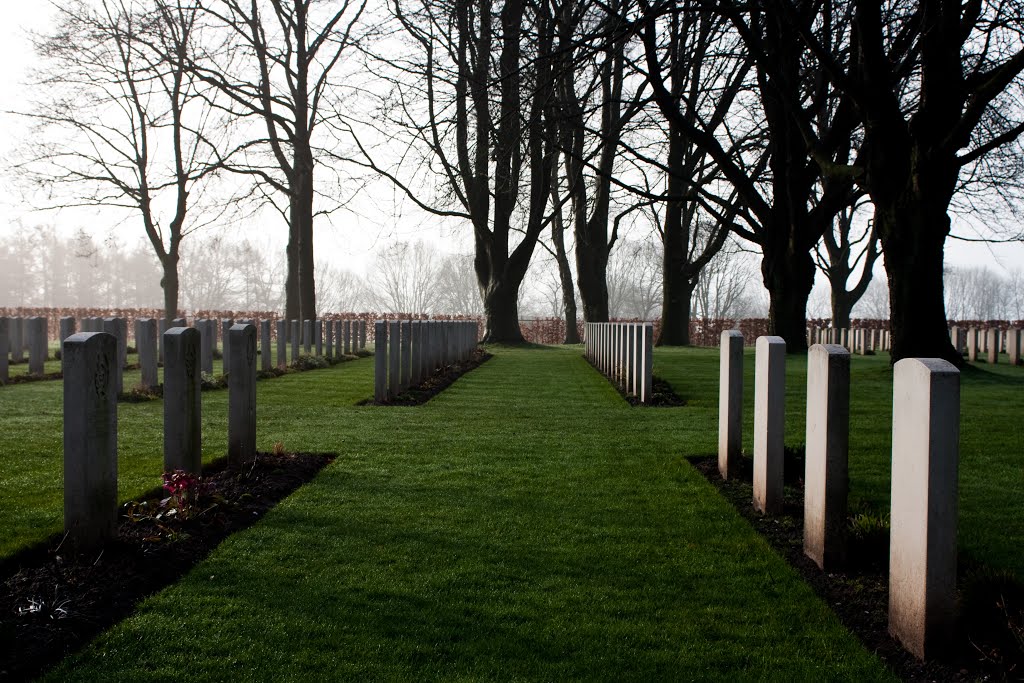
[653,346,1024,579]
[1,344,899,680]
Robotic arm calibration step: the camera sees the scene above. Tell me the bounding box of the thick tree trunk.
[761,237,814,353]
[876,202,960,365]
[575,229,609,322]
[555,248,580,344]
[831,294,852,330]
[480,282,524,343]
[285,220,299,321]
[658,256,695,346]
[161,255,180,322]
[296,164,317,321]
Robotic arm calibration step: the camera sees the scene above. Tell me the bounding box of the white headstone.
[753,335,786,515]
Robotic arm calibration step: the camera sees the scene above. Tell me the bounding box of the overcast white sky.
[0,5,1021,296]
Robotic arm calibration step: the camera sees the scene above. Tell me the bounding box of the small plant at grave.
[273,441,286,456]
[846,504,890,570]
[119,383,163,402]
[290,354,330,371]
[162,470,204,521]
[200,372,228,390]
[960,564,1024,674]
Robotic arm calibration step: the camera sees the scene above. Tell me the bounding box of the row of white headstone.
[0,315,370,387]
[718,331,959,660]
[807,326,890,355]
[373,320,478,402]
[583,322,655,403]
[951,326,1022,364]
[62,325,259,550]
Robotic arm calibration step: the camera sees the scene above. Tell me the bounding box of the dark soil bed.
[583,356,685,407]
[0,451,334,682]
[364,350,492,406]
[689,454,1023,682]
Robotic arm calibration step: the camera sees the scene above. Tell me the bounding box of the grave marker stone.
[0,317,8,382]
[718,330,744,479]
[389,320,400,398]
[1007,328,1021,366]
[374,321,386,402]
[290,320,300,361]
[753,335,786,515]
[27,316,48,375]
[889,358,960,659]
[63,332,118,549]
[228,324,257,464]
[277,320,288,368]
[60,317,76,345]
[261,320,272,372]
[135,318,158,388]
[101,318,124,394]
[987,328,999,364]
[804,344,850,570]
[163,326,201,474]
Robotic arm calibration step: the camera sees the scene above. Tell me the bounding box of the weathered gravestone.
[0,317,9,382]
[163,326,201,474]
[228,324,257,463]
[277,320,288,368]
[344,320,352,355]
[401,321,412,390]
[59,317,76,345]
[260,320,272,372]
[315,320,323,356]
[27,316,48,375]
[199,319,214,375]
[374,321,387,402]
[718,330,744,479]
[804,344,850,570]
[135,318,158,388]
[101,318,124,394]
[389,320,400,397]
[1008,328,1022,366]
[987,328,999,364]
[63,332,118,549]
[753,335,786,515]
[303,320,313,355]
[10,317,24,363]
[889,358,960,660]
[290,320,300,362]
[325,320,334,358]
[221,319,233,368]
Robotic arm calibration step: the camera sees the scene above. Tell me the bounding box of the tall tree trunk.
[480,280,524,343]
[761,231,815,353]
[285,219,299,320]
[876,201,960,365]
[161,253,180,322]
[551,214,580,344]
[296,159,317,322]
[658,264,696,346]
[830,294,852,330]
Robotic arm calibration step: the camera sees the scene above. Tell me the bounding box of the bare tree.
[190,0,367,322]
[436,253,484,316]
[366,240,442,313]
[782,0,1024,362]
[14,0,227,320]
[353,0,558,341]
[814,198,879,328]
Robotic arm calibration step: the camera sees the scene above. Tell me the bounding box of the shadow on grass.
[0,451,335,682]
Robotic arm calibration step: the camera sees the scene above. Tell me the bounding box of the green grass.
[653,346,1024,578]
[6,342,1017,679]
[22,345,890,681]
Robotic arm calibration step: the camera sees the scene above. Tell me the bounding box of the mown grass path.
[36,346,892,681]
